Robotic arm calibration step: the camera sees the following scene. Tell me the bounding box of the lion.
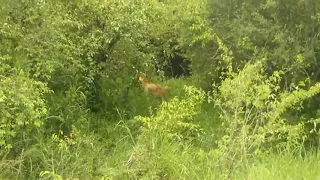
[136,73,169,101]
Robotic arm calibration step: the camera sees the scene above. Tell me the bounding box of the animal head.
[136,73,150,83]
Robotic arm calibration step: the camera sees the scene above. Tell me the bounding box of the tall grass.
[1,78,319,180]
[236,151,320,180]
[1,110,319,180]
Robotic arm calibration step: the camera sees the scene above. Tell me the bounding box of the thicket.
[0,0,319,179]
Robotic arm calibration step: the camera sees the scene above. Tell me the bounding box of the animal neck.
[140,80,149,87]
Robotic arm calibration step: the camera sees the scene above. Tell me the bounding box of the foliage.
[135,85,205,141]
[1,0,320,179]
[114,86,206,179]
[212,62,320,178]
[0,69,51,150]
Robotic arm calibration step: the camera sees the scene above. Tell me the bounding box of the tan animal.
[136,73,169,101]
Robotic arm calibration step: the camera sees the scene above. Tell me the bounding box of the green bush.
[212,62,320,178]
[0,69,51,150]
[119,86,206,178]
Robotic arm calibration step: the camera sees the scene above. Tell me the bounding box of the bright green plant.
[212,61,320,178]
[125,85,205,178]
[135,85,205,141]
[0,69,51,150]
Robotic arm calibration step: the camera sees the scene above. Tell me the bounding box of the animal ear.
[136,73,143,80]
